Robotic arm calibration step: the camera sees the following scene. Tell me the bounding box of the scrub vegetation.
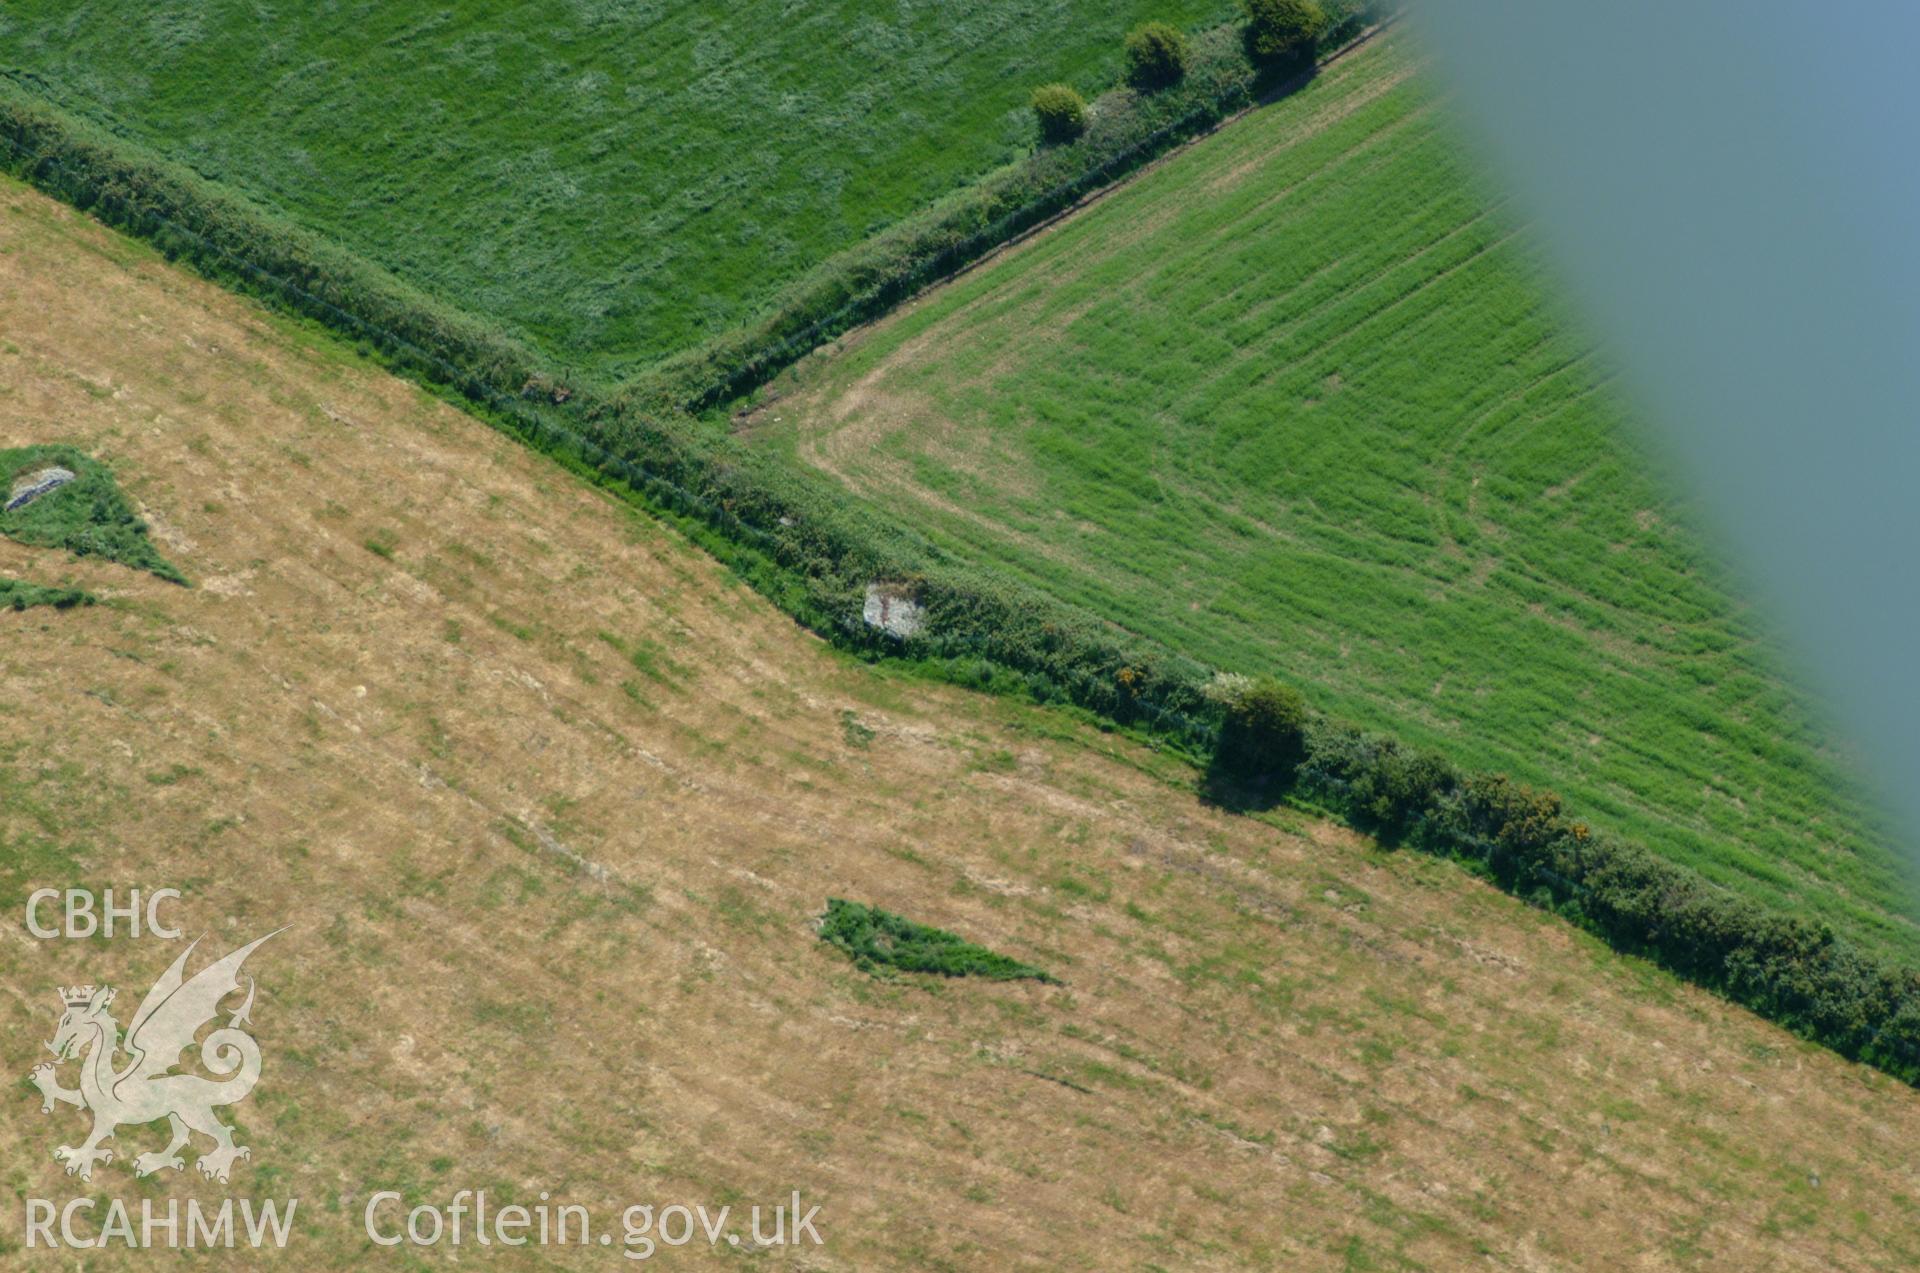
[0,577,92,610]
[820,898,1060,982]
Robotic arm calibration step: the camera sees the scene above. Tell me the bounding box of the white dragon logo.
[27,931,280,1184]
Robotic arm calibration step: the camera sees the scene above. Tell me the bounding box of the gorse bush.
[1030,84,1089,145]
[1125,22,1192,90]
[819,899,1058,982]
[1243,0,1327,62]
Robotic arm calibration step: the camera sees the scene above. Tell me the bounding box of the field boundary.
[844,17,1395,338]
[631,5,1397,413]
[6,15,1920,1086]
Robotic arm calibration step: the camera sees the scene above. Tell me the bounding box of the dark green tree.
[1029,84,1089,145]
[1215,676,1310,781]
[1243,0,1326,63]
[1124,22,1191,90]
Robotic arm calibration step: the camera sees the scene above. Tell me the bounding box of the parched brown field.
[3,180,1919,1270]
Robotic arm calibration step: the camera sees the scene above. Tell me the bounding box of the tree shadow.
[1245,43,1326,111]
[1198,755,1290,814]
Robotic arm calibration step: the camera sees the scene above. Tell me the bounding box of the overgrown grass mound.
[1,445,185,583]
[819,898,1058,983]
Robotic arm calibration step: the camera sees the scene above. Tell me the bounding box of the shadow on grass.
[1198,756,1292,815]
[1247,45,1326,112]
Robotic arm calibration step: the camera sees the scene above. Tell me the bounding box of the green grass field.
[769,31,1918,960]
[1,0,1232,378]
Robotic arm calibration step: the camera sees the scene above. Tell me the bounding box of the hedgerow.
[1291,719,1920,1082]
[634,4,1390,413]
[0,85,552,419]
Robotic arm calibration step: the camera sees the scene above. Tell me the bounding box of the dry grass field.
[4,180,1920,1269]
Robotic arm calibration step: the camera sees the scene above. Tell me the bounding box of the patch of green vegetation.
[967,748,1019,776]
[2,0,1235,377]
[0,748,101,913]
[625,637,688,688]
[0,577,93,611]
[819,898,1057,983]
[773,32,1915,961]
[839,709,876,749]
[0,444,185,583]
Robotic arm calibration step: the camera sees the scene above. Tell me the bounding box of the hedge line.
[0,65,1226,745]
[0,9,1383,758]
[0,71,550,408]
[632,2,1392,413]
[7,12,1918,1085]
[1293,721,1920,1081]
